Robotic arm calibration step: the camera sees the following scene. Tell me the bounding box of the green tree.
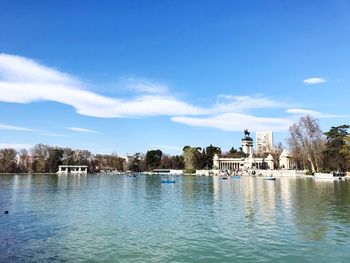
[183,146,201,173]
[196,148,207,170]
[160,154,184,169]
[324,125,350,171]
[204,144,221,169]
[46,148,64,173]
[172,155,184,169]
[225,147,245,158]
[128,153,144,172]
[145,149,163,170]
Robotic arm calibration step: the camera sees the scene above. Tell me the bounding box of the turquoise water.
[1,174,350,262]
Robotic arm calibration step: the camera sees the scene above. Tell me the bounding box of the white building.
[213,130,274,171]
[279,150,294,169]
[213,130,292,171]
[256,131,273,153]
[213,153,274,170]
[57,165,88,174]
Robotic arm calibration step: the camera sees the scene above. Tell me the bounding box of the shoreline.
[1,171,349,177]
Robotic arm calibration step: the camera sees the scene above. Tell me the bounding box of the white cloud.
[67,127,98,133]
[40,133,69,137]
[0,53,80,85]
[0,53,290,119]
[286,108,319,115]
[0,123,36,132]
[171,113,292,132]
[213,94,289,113]
[0,53,203,118]
[1,53,343,133]
[286,108,349,118]
[303,77,326,85]
[124,77,169,94]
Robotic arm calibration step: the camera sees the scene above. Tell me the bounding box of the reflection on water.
[1,174,350,262]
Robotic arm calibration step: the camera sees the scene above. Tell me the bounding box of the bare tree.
[61,147,74,165]
[18,149,31,172]
[271,142,284,169]
[31,144,51,173]
[0,148,18,173]
[287,115,325,172]
[71,149,91,165]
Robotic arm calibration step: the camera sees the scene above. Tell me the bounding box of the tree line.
[0,115,349,173]
[0,144,224,173]
[288,115,350,173]
[93,117,350,173]
[0,144,124,173]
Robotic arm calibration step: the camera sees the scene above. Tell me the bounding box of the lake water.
[1,174,350,262]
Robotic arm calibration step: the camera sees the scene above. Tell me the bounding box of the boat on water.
[265,176,276,181]
[161,178,176,183]
[313,173,343,180]
[219,171,229,180]
[232,176,241,179]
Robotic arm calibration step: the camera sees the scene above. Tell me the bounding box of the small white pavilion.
[279,150,294,169]
[57,165,88,174]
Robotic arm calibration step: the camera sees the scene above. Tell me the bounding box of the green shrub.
[305,170,313,175]
[184,168,196,174]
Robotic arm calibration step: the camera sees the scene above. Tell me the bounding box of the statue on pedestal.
[244,129,250,137]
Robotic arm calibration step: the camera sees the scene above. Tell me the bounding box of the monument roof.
[280,149,290,157]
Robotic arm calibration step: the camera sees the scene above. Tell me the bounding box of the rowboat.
[313,173,342,180]
[265,176,276,181]
[161,179,176,183]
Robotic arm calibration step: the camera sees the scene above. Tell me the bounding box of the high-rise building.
[256,131,273,153]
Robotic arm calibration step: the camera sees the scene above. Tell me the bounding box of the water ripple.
[1,174,350,262]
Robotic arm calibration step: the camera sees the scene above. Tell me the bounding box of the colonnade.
[218,161,267,170]
[219,162,241,171]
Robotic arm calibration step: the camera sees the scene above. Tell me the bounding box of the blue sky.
[0,0,349,155]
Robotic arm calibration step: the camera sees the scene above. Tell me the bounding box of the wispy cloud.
[124,77,169,94]
[213,94,289,113]
[67,127,98,133]
[303,77,326,85]
[286,108,349,118]
[0,54,288,120]
[40,133,69,137]
[0,53,203,118]
[0,123,36,132]
[172,113,292,132]
[0,54,343,133]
